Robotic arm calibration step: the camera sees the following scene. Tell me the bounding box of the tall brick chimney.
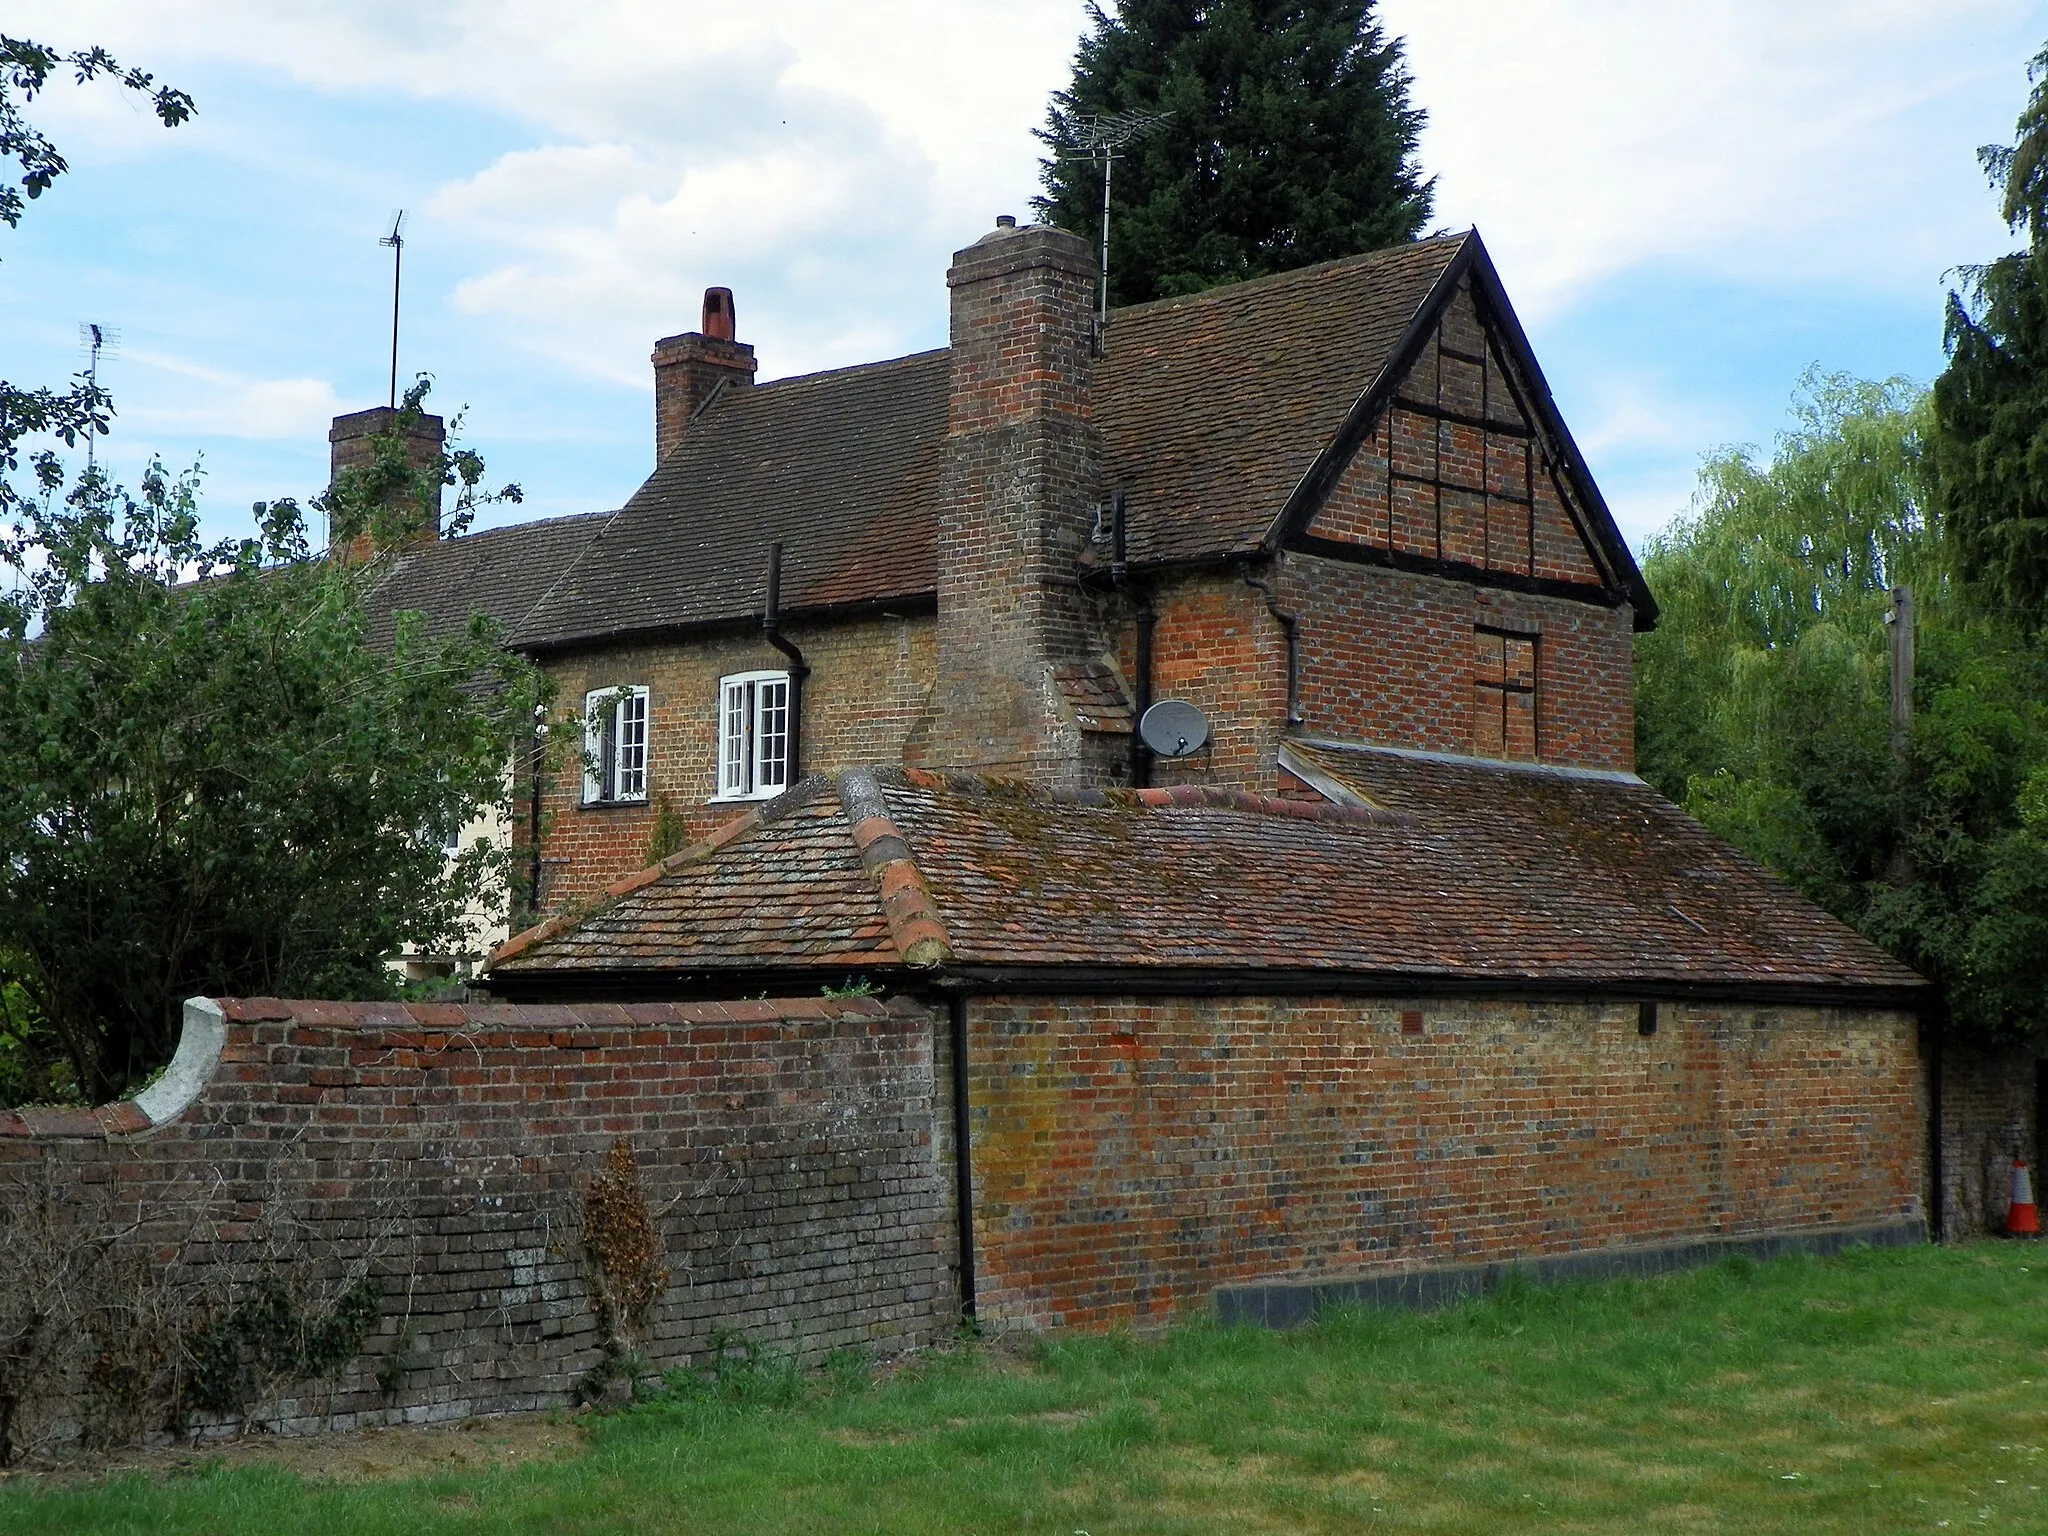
[653,286,756,464]
[326,406,444,561]
[923,215,1102,781]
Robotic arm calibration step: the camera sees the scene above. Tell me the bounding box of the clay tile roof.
[1052,661,1134,733]
[500,235,1481,652]
[361,509,611,649]
[1098,233,1468,566]
[511,351,949,650]
[488,754,1923,1000]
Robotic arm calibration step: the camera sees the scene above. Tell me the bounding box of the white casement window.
[714,670,791,801]
[582,685,650,805]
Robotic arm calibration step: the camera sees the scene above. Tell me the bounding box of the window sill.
[706,789,787,805]
[579,797,649,810]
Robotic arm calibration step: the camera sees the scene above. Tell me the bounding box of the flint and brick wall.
[964,994,1922,1330]
[537,615,936,906]
[0,996,953,1439]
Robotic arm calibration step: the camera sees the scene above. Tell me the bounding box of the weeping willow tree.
[1636,372,2048,1043]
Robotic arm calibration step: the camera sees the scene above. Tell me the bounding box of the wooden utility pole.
[1888,584,1941,1238]
[1888,584,1915,760]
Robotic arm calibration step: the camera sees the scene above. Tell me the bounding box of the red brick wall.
[0,996,952,1443]
[1283,555,1636,770]
[965,994,1922,1330]
[1119,572,1288,793]
[1936,1038,2041,1238]
[535,614,936,906]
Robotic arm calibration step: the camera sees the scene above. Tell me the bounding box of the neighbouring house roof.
[486,754,1924,1004]
[508,230,1649,653]
[361,509,612,649]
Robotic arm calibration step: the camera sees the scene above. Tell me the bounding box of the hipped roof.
[486,752,1923,1004]
[511,230,1652,653]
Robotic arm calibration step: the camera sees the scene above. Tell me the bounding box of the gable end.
[1266,232,1656,630]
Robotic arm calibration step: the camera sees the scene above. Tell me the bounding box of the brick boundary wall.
[964,994,1925,1331]
[1937,1037,2043,1238]
[0,995,953,1449]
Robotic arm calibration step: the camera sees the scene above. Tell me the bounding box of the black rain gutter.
[513,591,936,661]
[484,963,1928,1014]
[762,542,811,781]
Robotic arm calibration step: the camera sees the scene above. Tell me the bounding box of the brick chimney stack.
[652,286,756,464]
[326,406,444,562]
[924,215,1103,781]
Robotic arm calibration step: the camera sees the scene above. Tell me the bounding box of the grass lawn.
[5,1241,2048,1533]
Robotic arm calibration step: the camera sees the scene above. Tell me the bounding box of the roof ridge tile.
[838,767,952,968]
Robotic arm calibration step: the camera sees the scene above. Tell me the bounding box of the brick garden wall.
[1936,1037,2042,1239]
[0,996,952,1448]
[964,994,1922,1330]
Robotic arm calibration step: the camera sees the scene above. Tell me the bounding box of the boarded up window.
[1474,628,1537,760]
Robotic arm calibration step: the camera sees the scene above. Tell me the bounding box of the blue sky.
[5,0,2044,553]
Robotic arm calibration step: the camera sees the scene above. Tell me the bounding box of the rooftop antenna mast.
[77,322,119,476]
[1064,109,1172,326]
[379,210,407,409]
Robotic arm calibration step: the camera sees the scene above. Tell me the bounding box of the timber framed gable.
[1266,235,1657,628]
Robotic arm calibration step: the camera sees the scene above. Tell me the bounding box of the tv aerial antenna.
[77,322,120,476]
[379,209,407,409]
[1062,109,1172,325]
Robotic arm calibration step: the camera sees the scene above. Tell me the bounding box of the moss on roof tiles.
[489,751,1923,996]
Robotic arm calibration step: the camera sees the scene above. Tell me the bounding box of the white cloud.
[119,350,338,439]
[11,0,2041,541]
[1379,0,2034,316]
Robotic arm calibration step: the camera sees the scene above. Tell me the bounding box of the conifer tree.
[1032,0,1432,307]
[1929,41,2048,629]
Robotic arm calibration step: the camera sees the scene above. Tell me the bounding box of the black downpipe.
[1111,492,1156,789]
[762,542,811,781]
[1238,559,1301,727]
[1929,1010,1946,1243]
[524,710,546,924]
[948,995,977,1323]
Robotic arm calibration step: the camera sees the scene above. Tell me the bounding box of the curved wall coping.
[0,993,914,1143]
[0,996,226,1142]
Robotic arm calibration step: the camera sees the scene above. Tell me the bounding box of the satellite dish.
[1139,699,1210,759]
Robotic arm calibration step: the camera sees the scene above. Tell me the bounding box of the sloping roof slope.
[505,231,1647,651]
[488,756,1922,1001]
[361,510,609,649]
[512,352,948,650]
[1097,234,1466,566]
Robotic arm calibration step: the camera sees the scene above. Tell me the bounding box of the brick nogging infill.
[0,996,954,1444]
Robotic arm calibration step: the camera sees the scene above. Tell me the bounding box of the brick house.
[0,222,1975,1448]
[478,219,1933,1330]
[507,222,1652,908]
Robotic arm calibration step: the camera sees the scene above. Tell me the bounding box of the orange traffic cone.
[2006,1157,2040,1237]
